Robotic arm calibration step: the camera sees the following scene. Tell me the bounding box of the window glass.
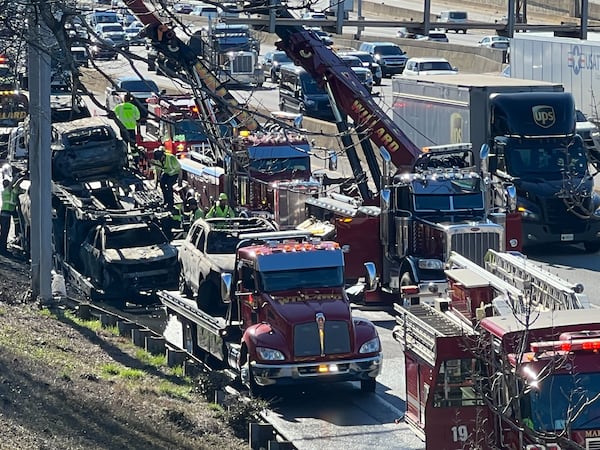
[433,358,484,407]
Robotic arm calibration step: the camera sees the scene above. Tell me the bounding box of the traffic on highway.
[3,0,600,449]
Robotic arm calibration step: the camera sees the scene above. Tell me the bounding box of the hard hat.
[219,192,228,201]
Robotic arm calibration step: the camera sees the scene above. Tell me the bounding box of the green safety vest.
[206,204,234,218]
[1,187,16,213]
[113,102,140,130]
[161,153,181,176]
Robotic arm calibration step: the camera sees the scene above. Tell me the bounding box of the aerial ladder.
[447,250,589,313]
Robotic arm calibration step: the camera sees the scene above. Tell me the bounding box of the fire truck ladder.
[483,249,589,311]
[393,303,473,367]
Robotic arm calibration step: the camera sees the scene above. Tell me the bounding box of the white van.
[438,11,468,33]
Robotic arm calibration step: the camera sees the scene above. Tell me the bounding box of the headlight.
[366,71,373,79]
[374,54,381,61]
[359,337,380,354]
[517,205,542,221]
[592,131,600,137]
[305,100,316,107]
[256,347,285,361]
[418,259,444,270]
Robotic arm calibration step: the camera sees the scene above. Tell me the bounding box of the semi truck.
[159,231,382,395]
[392,74,600,252]
[392,249,595,449]
[509,34,600,164]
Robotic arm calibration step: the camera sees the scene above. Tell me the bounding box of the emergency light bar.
[526,444,561,450]
[531,338,600,353]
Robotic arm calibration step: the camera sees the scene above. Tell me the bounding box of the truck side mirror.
[220,272,232,303]
[364,262,378,292]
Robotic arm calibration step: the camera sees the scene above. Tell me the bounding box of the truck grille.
[544,197,589,233]
[293,320,351,357]
[587,438,600,450]
[450,232,501,266]
[231,54,253,74]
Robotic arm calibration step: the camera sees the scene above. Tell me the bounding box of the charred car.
[79,221,179,296]
[51,117,127,182]
[178,217,277,313]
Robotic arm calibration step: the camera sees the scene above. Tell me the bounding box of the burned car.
[79,221,179,297]
[178,217,277,313]
[51,117,127,181]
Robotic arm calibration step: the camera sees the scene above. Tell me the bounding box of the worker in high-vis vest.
[0,178,16,255]
[152,147,181,209]
[206,192,235,218]
[113,93,140,149]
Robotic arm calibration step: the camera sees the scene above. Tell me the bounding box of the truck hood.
[265,289,351,324]
[206,253,236,272]
[104,244,177,263]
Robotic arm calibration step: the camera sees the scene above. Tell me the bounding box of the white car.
[402,57,458,76]
[478,36,510,50]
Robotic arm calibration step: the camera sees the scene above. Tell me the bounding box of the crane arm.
[271,11,422,170]
[124,0,259,132]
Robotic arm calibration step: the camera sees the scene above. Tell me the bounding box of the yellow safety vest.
[114,102,140,130]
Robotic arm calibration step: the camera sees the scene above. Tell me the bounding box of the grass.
[101,363,145,380]
[135,348,166,368]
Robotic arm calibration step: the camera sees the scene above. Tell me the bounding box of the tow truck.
[159,230,381,395]
[236,2,522,300]
[391,249,595,449]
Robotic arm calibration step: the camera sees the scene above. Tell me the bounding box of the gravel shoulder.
[0,254,247,450]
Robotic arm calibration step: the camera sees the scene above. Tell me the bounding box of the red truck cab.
[221,236,382,394]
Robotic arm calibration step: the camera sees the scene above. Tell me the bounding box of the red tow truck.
[159,231,382,395]
[392,249,594,449]
[179,128,318,227]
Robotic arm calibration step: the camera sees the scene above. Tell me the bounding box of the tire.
[584,242,600,253]
[279,100,286,112]
[374,77,382,86]
[361,378,377,393]
[179,272,192,297]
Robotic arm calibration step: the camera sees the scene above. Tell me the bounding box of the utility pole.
[28,11,52,303]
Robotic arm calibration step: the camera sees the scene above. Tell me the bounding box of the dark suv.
[338,50,382,86]
[358,42,408,77]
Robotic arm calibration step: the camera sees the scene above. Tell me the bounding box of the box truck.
[392,73,600,252]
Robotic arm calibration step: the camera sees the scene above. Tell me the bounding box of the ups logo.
[532,105,556,128]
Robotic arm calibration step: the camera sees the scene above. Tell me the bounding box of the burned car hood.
[207,254,236,273]
[104,244,177,263]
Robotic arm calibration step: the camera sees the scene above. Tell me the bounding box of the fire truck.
[179,128,318,228]
[391,249,595,449]
[159,230,382,395]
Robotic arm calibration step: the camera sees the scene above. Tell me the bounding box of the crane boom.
[124,0,259,132]
[270,8,422,171]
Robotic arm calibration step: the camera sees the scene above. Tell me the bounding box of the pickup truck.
[178,217,277,313]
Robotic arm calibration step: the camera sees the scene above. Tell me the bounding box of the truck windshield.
[506,144,588,179]
[105,226,167,249]
[249,156,310,174]
[259,267,344,292]
[524,373,600,431]
[173,119,207,142]
[412,178,484,211]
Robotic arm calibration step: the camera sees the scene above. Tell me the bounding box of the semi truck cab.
[487,92,600,252]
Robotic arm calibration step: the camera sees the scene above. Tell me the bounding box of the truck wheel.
[179,273,192,298]
[374,77,382,86]
[361,378,376,393]
[584,242,600,253]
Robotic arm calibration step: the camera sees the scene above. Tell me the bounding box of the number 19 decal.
[451,425,468,442]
